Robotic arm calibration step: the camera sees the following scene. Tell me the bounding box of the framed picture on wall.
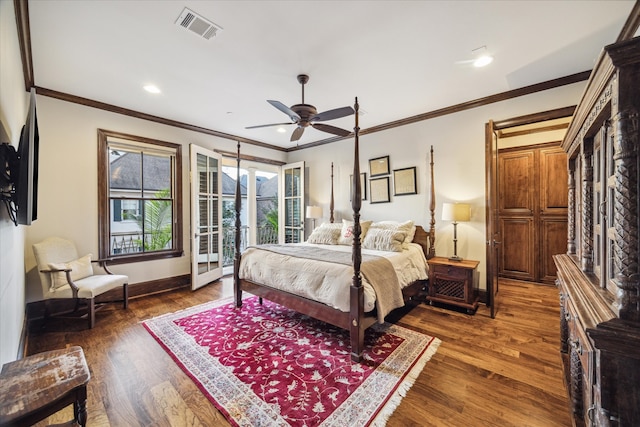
[370,176,390,204]
[369,156,390,177]
[349,173,367,201]
[393,167,417,195]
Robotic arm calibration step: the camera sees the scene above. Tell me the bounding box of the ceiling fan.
[246,74,354,142]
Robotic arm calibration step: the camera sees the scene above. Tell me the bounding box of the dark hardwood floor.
[26,277,571,426]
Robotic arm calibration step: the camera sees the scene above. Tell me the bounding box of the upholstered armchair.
[32,237,128,328]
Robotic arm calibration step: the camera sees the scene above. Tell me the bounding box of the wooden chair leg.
[74,385,88,427]
[88,298,95,329]
[41,300,50,330]
[123,283,129,309]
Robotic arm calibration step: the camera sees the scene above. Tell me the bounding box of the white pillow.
[370,220,416,247]
[338,219,373,245]
[307,223,341,245]
[362,228,406,252]
[48,254,94,291]
[319,222,342,231]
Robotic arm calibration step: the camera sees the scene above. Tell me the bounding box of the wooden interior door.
[485,120,500,318]
[498,143,567,284]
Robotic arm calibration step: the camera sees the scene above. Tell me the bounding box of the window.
[114,199,141,222]
[98,130,182,262]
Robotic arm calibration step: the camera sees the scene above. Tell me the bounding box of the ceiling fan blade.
[310,106,355,122]
[312,123,352,137]
[267,100,301,122]
[290,126,305,142]
[245,122,293,129]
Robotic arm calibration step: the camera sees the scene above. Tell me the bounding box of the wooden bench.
[0,346,90,426]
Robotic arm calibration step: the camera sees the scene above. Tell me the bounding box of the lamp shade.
[442,203,471,222]
[305,206,322,219]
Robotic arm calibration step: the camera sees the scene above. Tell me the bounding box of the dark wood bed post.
[349,97,365,362]
[428,145,436,258]
[233,141,243,307]
[330,162,335,223]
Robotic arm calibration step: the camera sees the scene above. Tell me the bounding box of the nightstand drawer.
[431,263,468,279]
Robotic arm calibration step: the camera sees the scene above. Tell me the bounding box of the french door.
[190,144,223,290]
[280,161,305,243]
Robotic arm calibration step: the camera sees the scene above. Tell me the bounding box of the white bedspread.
[238,242,429,319]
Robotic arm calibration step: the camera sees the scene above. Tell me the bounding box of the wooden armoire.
[553,36,640,426]
[499,143,568,284]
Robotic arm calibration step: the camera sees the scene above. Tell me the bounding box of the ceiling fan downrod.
[297,74,309,104]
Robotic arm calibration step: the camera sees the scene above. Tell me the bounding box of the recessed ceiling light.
[473,55,493,67]
[144,84,161,94]
[277,127,287,133]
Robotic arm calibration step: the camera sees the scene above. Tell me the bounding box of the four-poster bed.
[233,98,437,362]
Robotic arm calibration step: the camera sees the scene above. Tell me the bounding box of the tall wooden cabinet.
[553,36,640,426]
[499,143,568,284]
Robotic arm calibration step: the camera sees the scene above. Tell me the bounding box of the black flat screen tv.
[16,88,39,225]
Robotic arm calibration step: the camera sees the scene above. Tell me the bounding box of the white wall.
[288,82,586,292]
[22,97,287,300]
[0,0,590,366]
[0,0,30,366]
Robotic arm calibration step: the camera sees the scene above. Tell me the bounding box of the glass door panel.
[281,162,304,243]
[191,145,222,290]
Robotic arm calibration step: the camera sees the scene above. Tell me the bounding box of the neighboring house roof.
[222,172,247,196]
[110,155,253,198]
[110,152,170,191]
[110,153,271,199]
[257,176,278,198]
[222,173,277,198]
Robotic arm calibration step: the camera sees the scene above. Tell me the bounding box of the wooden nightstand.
[426,257,479,313]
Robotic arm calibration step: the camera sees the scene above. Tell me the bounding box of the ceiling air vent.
[175,7,222,40]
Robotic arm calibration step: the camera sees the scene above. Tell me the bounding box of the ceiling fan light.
[473,55,493,68]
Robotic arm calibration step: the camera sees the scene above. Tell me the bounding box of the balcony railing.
[111,225,277,265]
[222,224,278,266]
[222,226,246,267]
[111,232,173,255]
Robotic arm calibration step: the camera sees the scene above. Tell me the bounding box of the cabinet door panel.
[540,217,568,283]
[540,147,569,215]
[499,217,534,280]
[499,151,535,214]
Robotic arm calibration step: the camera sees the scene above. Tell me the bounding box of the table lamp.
[306,206,322,229]
[442,202,471,261]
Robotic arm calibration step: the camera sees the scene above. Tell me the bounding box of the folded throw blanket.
[254,244,405,322]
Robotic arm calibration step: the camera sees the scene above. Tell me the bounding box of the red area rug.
[143,296,440,426]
